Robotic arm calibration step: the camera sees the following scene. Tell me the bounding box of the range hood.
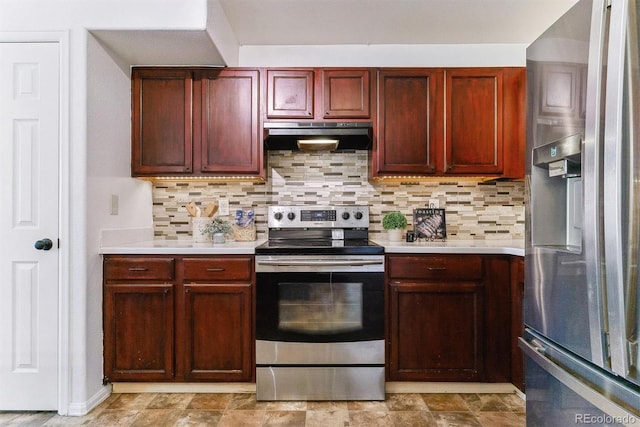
[263,122,373,151]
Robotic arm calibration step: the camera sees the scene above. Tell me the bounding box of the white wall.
[86,34,153,411]
[237,43,528,67]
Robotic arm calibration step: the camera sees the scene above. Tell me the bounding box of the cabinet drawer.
[183,257,253,282]
[104,257,175,281]
[387,255,482,281]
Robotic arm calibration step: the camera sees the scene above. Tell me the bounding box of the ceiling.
[92,0,579,67]
[218,0,579,45]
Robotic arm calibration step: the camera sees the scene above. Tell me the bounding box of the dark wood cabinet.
[386,254,512,383]
[199,69,262,175]
[511,256,525,391]
[132,66,523,180]
[132,67,264,179]
[374,69,443,175]
[266,69,315,119]
[445,68,504,175]
[103,255,255,383]
[182,257,254,381]
[103,257,176,381]
[131,69,193,176]
[373,67,525,179]
[266,68,373,121]
[321,69,371,119]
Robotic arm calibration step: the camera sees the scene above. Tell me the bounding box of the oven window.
[278,282,362,334]
[256,271,384,342]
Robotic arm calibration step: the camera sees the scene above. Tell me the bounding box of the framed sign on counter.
[413,208,447,240]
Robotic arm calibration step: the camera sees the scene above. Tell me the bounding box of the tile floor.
[0,392,525,426]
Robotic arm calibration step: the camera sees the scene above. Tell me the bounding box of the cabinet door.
[199,69,262,175]
[511,257,525,391]
[183,283,253,381]
[103,284,174,381]
[388,280,484,381]
[502,68,526,179]
[266,69,314,119]
[375,69,443,175]
[482,255,512,383]
[131,69,193,176]
[322,69,371,119]
[445,68,504,175]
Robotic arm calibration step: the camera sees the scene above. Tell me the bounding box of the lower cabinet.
[103,282,175,381]
[103,255,254,383]
[386,254,512,383]
[510,256,525,391]
[182,257,254,381]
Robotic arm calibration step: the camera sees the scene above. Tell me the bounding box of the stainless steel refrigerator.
[523,0,640,425]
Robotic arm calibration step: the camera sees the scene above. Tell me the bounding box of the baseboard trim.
[111,382,521,396]
[385,382,520,394]
[112,382,256,394]
[66,385,112,416]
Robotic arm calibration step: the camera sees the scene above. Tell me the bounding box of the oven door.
[256,271,384,343]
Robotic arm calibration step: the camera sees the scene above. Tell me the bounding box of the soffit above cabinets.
[90,30,226,67]
[218,0,579,46]
[90,0,579,67]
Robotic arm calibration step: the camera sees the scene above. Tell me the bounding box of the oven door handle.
[256,260,384,267]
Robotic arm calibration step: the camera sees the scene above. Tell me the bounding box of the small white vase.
[192,217,210,243]
[387,229,403,242]
[212,233,226,244]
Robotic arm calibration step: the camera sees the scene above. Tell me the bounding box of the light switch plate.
[110,194,119,215]
[218,198,229,216]
[428,199,440,209]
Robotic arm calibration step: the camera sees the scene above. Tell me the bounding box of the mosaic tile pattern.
[152,151,524,241]
[7,392,525,426]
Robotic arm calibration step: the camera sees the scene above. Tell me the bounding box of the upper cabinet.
[198,69,261,175]
[266,69,314,119]
[374,68,444,175]
[445,68,504,175]
[372,67,525,180]
[131,68,194,176]
[265,68,373,121]
[321,69,371,119]
[131,67,264,179]
[131,66,523,181]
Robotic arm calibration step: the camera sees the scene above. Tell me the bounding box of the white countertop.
[99,238,267,255]
[372,238,524,257]
[99,236,523,257]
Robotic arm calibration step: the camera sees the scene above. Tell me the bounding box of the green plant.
[202,217,233,236]
[382,211,408,230]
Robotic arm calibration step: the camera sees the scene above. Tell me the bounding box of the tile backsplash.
[152,151,524,241]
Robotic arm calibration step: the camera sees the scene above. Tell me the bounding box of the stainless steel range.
[255,205,385,401]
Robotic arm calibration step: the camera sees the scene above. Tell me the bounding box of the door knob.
[34,238,53,251]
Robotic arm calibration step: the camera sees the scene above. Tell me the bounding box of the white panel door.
[0,42,59,410]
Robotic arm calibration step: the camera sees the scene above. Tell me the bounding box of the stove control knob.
[274,212,283,221]
[287,212,296,221]
[342,212,350,220]
[354,212,364,220]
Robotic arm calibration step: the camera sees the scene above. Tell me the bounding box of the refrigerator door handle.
[519,337,639,423]
[602,0,640,382]
[582,0,610,367]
